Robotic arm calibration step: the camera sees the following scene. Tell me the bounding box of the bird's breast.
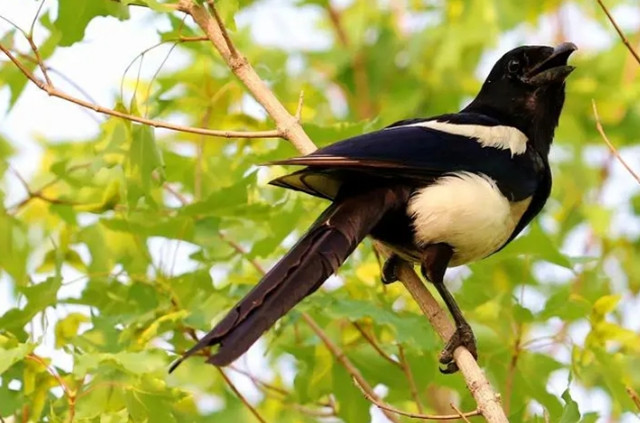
[407,172,532,266]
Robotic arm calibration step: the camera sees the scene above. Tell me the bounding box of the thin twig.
[302,313,400,423]
[217,368,267,423]
[592,100,640,185]
[0,44,282,140]
[626,385,640,414]
[399,345,424,413]
[352,321,399,367]
[26,354,77,423]
[144,42,178,117]
[596,0,640,65]
[26,33,52,86]
[228,365,337,417]
[218,231,266,274]
[353,376,481,421]
[163,182,189,205]
[229,365,289,396]
[504,323,522,415]
[8,166,80,210]
[7,163,91,213]
[450,402,473,423]
[120,33,207,102]
[208,0,238,58]
[295,90,304,122]
[29,0,46,35]
[109,0,183,10]
[11,48,100,112]
[325,4,374,118]
[26,354,70,396]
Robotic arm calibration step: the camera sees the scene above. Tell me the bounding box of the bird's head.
[464,42,577,156]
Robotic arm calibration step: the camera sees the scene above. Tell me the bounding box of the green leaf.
[513,303,535,323]
[55,313,90,348]
[559,389,581,423]
[74,350,167,376]
[181,172,256,217]
[0,343,34,374]
[592,294,621,318]
[0,213,29,283]
[316,297,437,350]
[333,363,370,423]
[216,0,239,30]
[503,222,573,268]
[0,277,61,338]
[55,0,130,46]
[0,134,14,159]
[127,125,164,194]
[0,382,22,418]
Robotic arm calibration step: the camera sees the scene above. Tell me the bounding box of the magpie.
[171,42,576,374]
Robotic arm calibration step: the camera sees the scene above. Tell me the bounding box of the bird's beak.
[524,42,577,85]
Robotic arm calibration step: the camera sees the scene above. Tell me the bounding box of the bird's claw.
[381,255,402,284]
[439,324,477,374]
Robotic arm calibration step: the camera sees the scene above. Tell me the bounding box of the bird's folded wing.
[269,121,540,201]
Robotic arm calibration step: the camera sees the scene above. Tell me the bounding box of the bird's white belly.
[407,172,531,266]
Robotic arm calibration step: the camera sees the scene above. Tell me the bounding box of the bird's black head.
[464,42,577,157]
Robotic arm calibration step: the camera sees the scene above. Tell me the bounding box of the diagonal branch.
[397,265,507,421]
[180,0,315,155]
[302,313,400,423]
[217,367,267,423]
[0,44,282,139]
[592,100,640,185]
[596,0,640,65]
[352,321,400,367]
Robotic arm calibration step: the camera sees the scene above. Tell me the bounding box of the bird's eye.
[507,59,521,74]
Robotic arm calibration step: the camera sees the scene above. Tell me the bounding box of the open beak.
[524,42,577,85]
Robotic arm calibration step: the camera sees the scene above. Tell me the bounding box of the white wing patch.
[404,120,528,156]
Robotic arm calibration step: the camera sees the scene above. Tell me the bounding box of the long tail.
[170,185,408,371]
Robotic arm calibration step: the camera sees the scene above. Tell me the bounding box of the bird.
[170,42,576,374]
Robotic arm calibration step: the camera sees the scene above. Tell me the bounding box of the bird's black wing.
[270,119,541,202]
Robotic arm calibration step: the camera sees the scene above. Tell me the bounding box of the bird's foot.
[439,323,477,374]
[381,254,402,284]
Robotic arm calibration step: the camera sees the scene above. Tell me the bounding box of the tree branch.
[0,44,282,140]
[625,385,640,414]
[27,354,76,423]
[450,402,473,423]
[592,100,640,185]
[180,0,316,155]
[596,0,640,65]
[352,321,400,367]
[398,344,425,413]
[397,265,508,422]
[353,375,482,421]
[217,367,267,423]
[325,4,374,119]
[302,313,400,423]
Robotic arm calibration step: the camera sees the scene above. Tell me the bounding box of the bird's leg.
[421,243,477,374]
[381,253,404,284]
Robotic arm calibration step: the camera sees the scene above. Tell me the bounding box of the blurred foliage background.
[1,0,640,422]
